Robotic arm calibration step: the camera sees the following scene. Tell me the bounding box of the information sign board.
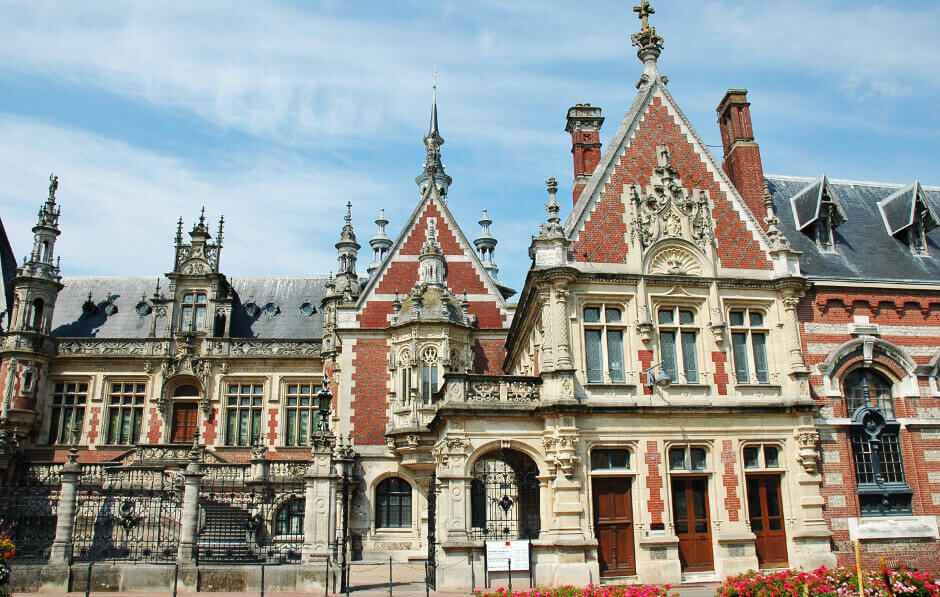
[485,539,530,571]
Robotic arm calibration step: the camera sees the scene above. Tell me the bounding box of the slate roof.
[50,275,329,339]
[0,216,16,331]
[767,175,940,283]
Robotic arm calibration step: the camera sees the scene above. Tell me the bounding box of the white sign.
[847,516,939,542]
[486,540,530,572]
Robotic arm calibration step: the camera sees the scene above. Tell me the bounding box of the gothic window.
[224,383,264,446]
[105,382,146,445]
[729,309,770,384]
[375,477,412,528]
[743,444,781,470]
[668,446,708,472]
[31,298,44,330]
[48,381,88,444]
[658,308,699,384]
[843,368,912,515]
[179,292,208,332]
[274,498,304,536]
[844,368,895,419]
[398,349,413,403]
[590,448,631,471]
[284,382,319,446]
[582,305,626,384]
[420,347,439,403]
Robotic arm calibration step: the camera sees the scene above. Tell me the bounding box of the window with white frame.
[583,305,626,383]
[48,381,88,444]
[743,444,780,469]
[179,292,208,332]
[224,382,264,446]
[284,382,320,446]
[105,382,146,445]
[658,307,700,384]
[668,446,708,471]
[729,309,770,384]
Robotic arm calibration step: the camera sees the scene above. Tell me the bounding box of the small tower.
[474,209,499,280]
[418,219,445,286]
[368,209,392,278]
[9,174,64,334]
[334,202,361,298]
[415,82,453,199]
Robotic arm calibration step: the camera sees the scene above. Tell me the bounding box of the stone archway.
[468,448,540,540]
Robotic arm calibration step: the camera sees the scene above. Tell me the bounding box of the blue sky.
[1,0,938,292]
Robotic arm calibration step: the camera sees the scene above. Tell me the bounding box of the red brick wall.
[571,95,770,270]
[645,441,664,525]
[472,339,507,375]
[350,338,389,445]
[721,440,740,521]
[800,285,940,569]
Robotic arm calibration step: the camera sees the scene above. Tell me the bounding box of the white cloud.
[0,115,395,276]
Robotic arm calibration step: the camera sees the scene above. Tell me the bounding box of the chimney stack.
[565,104,604,205]
[717,89,767,229]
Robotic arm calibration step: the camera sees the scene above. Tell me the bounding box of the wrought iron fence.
[197,467,305,564]
[0,464,60,562]
[72,467,183,563]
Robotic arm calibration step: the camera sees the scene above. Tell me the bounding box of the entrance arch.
[170,383,201,444]
[468,449,540,540]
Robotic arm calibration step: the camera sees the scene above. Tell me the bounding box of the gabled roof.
[768,175,940,282]
[355,181,512,312]
[877,181,938,237]
[789,175,847,231]
[50,275,329,339]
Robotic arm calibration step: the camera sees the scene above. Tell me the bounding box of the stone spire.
[9,174,64,333]
[415,78,452,198]
[368,209,392,277]
[418,218,445,286]
[631,0,664,79]
[334,202,361,297]
[474,209,499,280]
[529,177,571,268]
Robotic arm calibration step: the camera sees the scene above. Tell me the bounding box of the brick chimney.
[716,89,767,229]
[565,104,604,204]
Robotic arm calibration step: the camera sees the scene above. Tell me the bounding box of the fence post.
[49,447,80,565]
[177,445,205,565]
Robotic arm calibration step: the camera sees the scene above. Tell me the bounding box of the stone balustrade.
[439,373,542,405]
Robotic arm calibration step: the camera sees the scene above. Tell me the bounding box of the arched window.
[469,449,540,539]
[274,499,304,536]
[31,298,44,330]
[844,368,911,515]
[173,385,200,397]
[375,477,412,529]
[844,368,895,419]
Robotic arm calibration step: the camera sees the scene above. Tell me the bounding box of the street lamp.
[642,362,673,389]
[315,377,333,433]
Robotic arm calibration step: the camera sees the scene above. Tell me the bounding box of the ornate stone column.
[49,447,80,565]
[552,283,573,369]
[781,292,808,375]
[177,447,205,564]
[303,434,336,564]
[539,290,555,372]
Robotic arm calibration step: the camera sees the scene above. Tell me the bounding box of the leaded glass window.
[48,381,88,444]
[375,478,412,528]
[224,383,264,446]
[729,309,770,384]
[658,308,699,384]
[179,292,208,332]
[105,382,145,445]
[284,382,320,446]
[844,368,894,419]
[582,305,626,384]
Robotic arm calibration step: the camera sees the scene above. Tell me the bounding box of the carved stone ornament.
[794,426,820,475]
[647,245,703,276]
[467,380,499,402]
[631,145,713,256]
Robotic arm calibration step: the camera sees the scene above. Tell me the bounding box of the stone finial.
[48,173,59,200]
[540,178,563,236]
[631,0,664,71]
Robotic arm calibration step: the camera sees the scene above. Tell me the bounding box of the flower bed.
[0,531,14,597]
[474,584,676,597]
[718,566,938,597]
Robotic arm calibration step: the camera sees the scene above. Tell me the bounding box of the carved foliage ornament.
[631,145,713,254]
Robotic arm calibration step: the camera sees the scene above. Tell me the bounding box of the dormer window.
[179,292,208,332]
[909,216,928,256]
[815,216,834,252]
[790,175,846,253]
[878,181,937,258]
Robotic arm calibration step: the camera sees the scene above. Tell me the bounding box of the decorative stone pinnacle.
[631,0,664,57]
[48,173,59,200]
[199,206,206,226]
[540,177,564,236]
[345,201,352,224]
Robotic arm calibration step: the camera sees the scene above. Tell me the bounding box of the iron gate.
[72,468,183,563]
[469,449,540,540]
[0,464,60,562]
[197,468,305,564]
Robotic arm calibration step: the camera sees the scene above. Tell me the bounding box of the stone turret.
[333,202,360,299]
[368,209,392,278]
[473,210,499,280]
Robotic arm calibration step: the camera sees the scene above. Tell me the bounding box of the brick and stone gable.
[357,195,510,329]
[569,91,772,270]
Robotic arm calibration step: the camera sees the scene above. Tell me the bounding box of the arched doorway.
[170,384,200,444]
[469,449,540,540]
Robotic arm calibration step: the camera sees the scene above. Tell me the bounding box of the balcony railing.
[439,373,542,405]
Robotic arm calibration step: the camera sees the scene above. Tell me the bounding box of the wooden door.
[747,475,788,568]
[671,477,713,572]
[170,402,198,444]
[592,477,636,576]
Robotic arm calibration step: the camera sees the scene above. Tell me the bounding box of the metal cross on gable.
[634,0,654,29]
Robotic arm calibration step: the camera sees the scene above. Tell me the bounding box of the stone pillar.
[551,284,573,369]
[782,293,808,375]
[177,451,205,564]
[539,290,555,372]
[302,435,336,563]
[49,447,81,565]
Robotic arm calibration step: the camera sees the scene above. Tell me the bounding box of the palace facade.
[1,4,938,592]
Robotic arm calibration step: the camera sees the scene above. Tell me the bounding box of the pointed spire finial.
[539,177,564,238]
[345,201,352,225]
[199,206,206,226]
[217,215,225,245]
[175,217,183,245]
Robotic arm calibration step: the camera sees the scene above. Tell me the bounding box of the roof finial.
[538,177,565,239]
[48,173,59,201]
[199,206,206,227]
[217,215,225,246]
[631,1,663,73]
[345,201,352,225]
[175,217,184,245]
